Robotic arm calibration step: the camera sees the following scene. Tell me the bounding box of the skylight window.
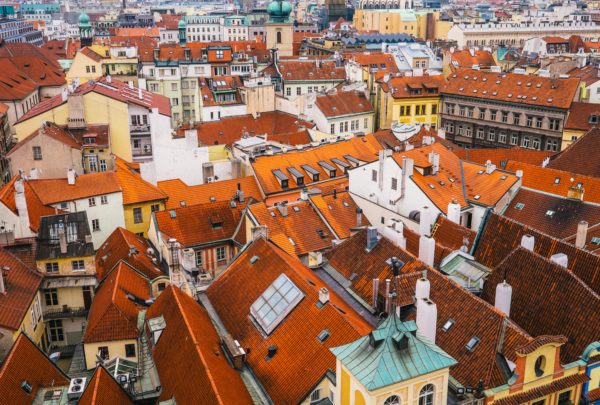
[546,210,555,218]
[515,203,525,210]
[292,206,300,212]
[591,237,600,245]
[473,195,481,200]
[554,177,561,184]
[465,336,480,352]
[317,329,330,343]
[500,175,507,180]
[477,170,484,175]
[442,319,455,332]
[342,201,350,207]
[250,274,304,335]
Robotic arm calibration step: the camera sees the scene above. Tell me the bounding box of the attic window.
[272,169,289,189]
[545,210,555,218]
[441,319,455,332]
[465,336,481,352]
[270,211,276,217]
[515,202,525,210]
[317,229,328,239]
[179,200,186,207]
[428,184,435,189]
[301,164,320,181]
[317,329,330,343]
[250,273,304,335]
[169,210,176,218]
[342,201,350,207]
[589,115,599,124]
[288,237,296,246]
[591,237,600,245]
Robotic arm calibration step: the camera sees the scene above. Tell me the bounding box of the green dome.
[78,12,90,25]
[178,19,186,29]
[267,0,292,22]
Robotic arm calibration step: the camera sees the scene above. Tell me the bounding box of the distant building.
[0,18,43,46]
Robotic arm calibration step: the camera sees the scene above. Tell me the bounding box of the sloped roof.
[78,366,134,405]
[146,286,254,404]
[315,90,373,118]
[431,215,476,252]
[27,172,121,205]
[95,227,165,282]
[379,75,446,99]
[345,52,400,74]
[449,49,497,69]
[309,191,369,239]
[482,247,600,364]
[0,334,70,403]
[0,249,43,331]
[0,177,57,232]
[7,122,81,157]
[154,201,245,248]
[547,128,600,177]
[114,157,166,205]
[206,238,371,405]
[564,102,600,131]
[83,262,151,343]
[331,317,456,390]
[277,60,346,82]
[453,147,553,169]
[158,176,262,210]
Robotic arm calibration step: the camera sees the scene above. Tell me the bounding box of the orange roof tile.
[344,52,400,74]
[443,69,580,110]
[146,286,254,404]
[565,102,600,131]
[80,46,104,62]
[0,176,57,232]
[26,172,121,205]
[315,90,373,118]
[113,27,160,38]
[206,238,371,404]
[7,122,81,157]
[251,135,382,195]
[277,60,346,81]
[83,262,151,343]
[0,334,70,402]
[154,201,245,248]
[449,49,497,69]
[453,147,554,168]
[379,75,446,99]
[568,65,600,85]
[504,161,600,204]
[199,75,243,107]
[78,366,134,405]
[431,215,476,252]
[114,158,166,205]
[0,249,43,331]
[157,176,262,210]
[309,191,369,239]
[95,227,165,282]
[548,128,600,177]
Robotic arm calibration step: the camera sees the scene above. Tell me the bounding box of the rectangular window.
[45,262,59,273]
[558,391,571,405]
[33,146,42,160]
[476,128,484,139]
[133,207,143,224]
[216,246,226,261]
[171,98,179,106]
[372,169,377,182]
[364,118,368,128]
[151,204,160,212]
[171,83,178,91]
[533,138,541,149]
[391,178,398,190]
[91,66,96,73]
[48,319,64,342]
[89,197,96,207]
[99,160,107,172]
[431,104,438,115]
[499,132,507,143]
[125,343,136,358]
[92,219,100,232]
[330,123,335,134]
[511,134,518,145]
[488,129,495,141]
[490,110,497,121]
[100,195,108,204]
[459,106,465,116]
[72,260,85,271]
[526,116,533,127]
[45,288,58,306]
[296,87,301,96]
[98,346,109,360]
[522,137,530,148]
[195,251,203,266]
[479,109,485,120]
[286,87,291,96]
[536,117,543,128]
[502,112,509,123]
[86,66,90,73]
[467,107,474,118]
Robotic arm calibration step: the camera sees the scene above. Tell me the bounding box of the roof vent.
[266,345,277,359]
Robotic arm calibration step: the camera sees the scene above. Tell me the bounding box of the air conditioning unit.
[67,377,87,400]
[206,176,215,183]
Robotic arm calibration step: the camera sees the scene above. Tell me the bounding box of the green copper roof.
[330,317,457,391]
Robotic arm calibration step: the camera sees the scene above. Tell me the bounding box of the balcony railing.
[130,124,151,133]
[44,306,89,320]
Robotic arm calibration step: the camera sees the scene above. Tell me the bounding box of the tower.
[266,0,293,57]
[178,18,187,46]
[78,12,93,47]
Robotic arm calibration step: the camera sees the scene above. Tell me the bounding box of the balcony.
[44,306,89,320]
[130,124,150,133]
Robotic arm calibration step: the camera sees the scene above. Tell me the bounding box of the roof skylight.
[250,274,304,335]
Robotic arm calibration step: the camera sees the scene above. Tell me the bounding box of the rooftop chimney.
[515,170,523,178]
[494,280,512,316]
[276,203,288,217]
[521,234,535,251]
[485,160,496,174]
[447,199,461,224]
[416,297,437,343]
[14,180,30,236]
[319,287,329,305]
[415,271,430,300]
[575,220,588,249]
[419,206,434,237]
[356,208,363,227]
[106,75,112,83]
[366,226,378,251]
[382,219,406,249]
[0,266,6,295]
[418,235,435,267]
[138,88,143,100]
[550,253,568,268]
[567,185,585,201]
[372,278,379,308]
[428,152,440,175]
[67,169,76,185]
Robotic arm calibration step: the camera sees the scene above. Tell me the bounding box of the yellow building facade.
[66,48,104,86]
[353,10,451,40]
[123,201,165,237]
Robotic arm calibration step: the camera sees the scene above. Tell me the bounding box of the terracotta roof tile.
[344,52,399,74]
[277,60,346,82]
[8,122,81,157]
[315,90,373,118]
[504,188,600,239]
[0,249,43,331]
[78,366,134,405]
[491,373,589,405]
[568,65,600,85]
[547,128,600,177]
[113,27,160,38]
[0,334,70,402]
[587,387,600,402]
[564,102,600,131]
[453,147,553,168]
[95,227,165,282]
[26,172,121,205]
[379,75,446,99]
[431,215,476,252]
[80,46,104,62]
[83,262,151,343]
[154,201,245,248]
[442,69,580,110]
[309,191,369,239]
[199,75,243,107]
[0,176,57,232]
[114,158,166,205]
[206,238,371,404]
[146,286,254,404]
[158,176,262,210]
[449,49,497,69]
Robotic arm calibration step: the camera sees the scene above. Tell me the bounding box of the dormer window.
[589,114,599,124]
[287,167,304,186]
[318,161,336,178]
[301,164,320,181]
[272,169,289,189]
[331,158,350,173]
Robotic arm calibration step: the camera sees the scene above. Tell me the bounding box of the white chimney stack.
[428,152,440,175]
[67,169,76,185]
[575,220,588,249]
[485,160,496,174]
[415,271,430,300]
[138,88,143,100]
[550,253,568,268]
[14,180,30,236]
[416,297,437,343]
[495,280,512,316]
[319,287,330,305]
[356,208,363,227]
[277,203,288,217]
[418,235,435,267]
[447,199,461,224]
[382,219,406,249]
[521,234,535,251]
[516,170,524,178]
[419,206,434,236]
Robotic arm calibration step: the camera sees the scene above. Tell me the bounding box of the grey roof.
[36,212,94,260]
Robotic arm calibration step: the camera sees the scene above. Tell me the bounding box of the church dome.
[78,12,90,26]
[178,19,186,29]
[267,0,292,22]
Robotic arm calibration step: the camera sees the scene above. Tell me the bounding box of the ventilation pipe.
[495,280,512,317]
[372,278,379,308]
[67,168,76,185]
[447,199,461,224]
[58,224,67,255]
[575,220,588,249]
[520,234,535,251]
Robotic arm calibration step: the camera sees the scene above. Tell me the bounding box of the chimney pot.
[550,252,568,268]
[418,235,436,267]
[416,297,437,343]
[276,203,288,217]
[575,220,588,249]
[319,287,329,305]
[67,169,76,185]
[366,226,378,251]
[494,280,512,316]
[521,234,535,251]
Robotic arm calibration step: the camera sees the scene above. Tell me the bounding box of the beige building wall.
[266,22,294,56]
[84,338,138,370]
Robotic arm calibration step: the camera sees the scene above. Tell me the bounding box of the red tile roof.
[154,201,245,248]
[18,76,171,122]
[568,65,600,85]
[0,334,70,403]
[379,75,446,99]
[277,60,346,82]
[113,27,160,38]
[564,102,600,131]
[78,366,134,405]
[83,262,151,343]
[199,75,243,107]
[431,215,476,252]
[492,373,589,405]
[0,176,57,232]
[449,49,497,69]
[344,52,400,74]
[0,249,43,331]
[176,111,314,147]
[7,122,81,157]
[157,176,262,210]
[26,172,121,205]
[315,90,373,118]
[206,238,371,404]
[146,286,254,404]
[547,128,600,177]
[80,46,104,62]
[114,157,166,205]
[453,147,553,168]
[443,69,580,110]
[309,191,369,239]
[95,227,165,282]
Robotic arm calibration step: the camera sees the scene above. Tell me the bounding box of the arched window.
[384,395,401,405]
[419,384,435,405]
[276,31,282,44]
